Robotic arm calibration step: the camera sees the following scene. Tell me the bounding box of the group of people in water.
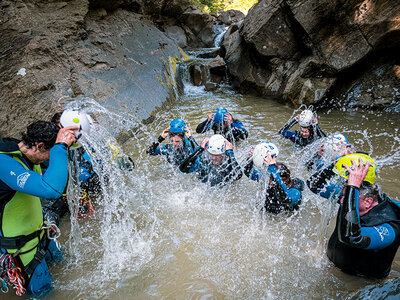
[0,105,399,296]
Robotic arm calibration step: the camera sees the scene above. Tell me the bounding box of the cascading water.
[6,59,400,300]
[213,24,228,48]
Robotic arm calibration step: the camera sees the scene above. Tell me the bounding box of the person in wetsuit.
[147,118,198,167]
[244,142,304,214]
[326,154,400,278]
[305,133,353,172]
[0,121,77,296]
[279,109,325,148]
[196,107,248,143]
[179,134,243,187]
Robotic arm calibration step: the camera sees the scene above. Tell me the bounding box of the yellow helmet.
[333,153,377,184]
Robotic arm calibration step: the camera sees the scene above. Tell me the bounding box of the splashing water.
[6,88,399,299]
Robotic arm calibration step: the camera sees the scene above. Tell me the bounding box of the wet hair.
[360,183,380,203]
[51,112,62,124]
[21,121,60,149]
[276,162,293,186]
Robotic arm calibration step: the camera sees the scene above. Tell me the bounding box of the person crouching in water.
[279,109,325,148]
[196,107,248,143]
[147,118,198,167]
[179,134,243,187]
[244,142,304,214]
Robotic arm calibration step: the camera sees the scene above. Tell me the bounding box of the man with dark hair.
[323,155,400,278]
[0,121,77,296]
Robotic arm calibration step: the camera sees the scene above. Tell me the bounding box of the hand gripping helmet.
[333,153,377,185]
[213,107,229,126]
[252,142,279,169]
[207,134,226,155]
[298,110,315,127]
[169,118,186,134]
[324,133,349,152]
[60,110,91,147]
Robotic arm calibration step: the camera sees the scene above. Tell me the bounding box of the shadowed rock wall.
[221,0,400,109]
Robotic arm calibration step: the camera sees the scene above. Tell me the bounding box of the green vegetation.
[189,0,258,13]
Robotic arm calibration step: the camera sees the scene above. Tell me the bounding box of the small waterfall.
[213,24,228,48]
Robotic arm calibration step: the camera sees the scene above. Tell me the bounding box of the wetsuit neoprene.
[0,137,68,295]
[147,135,198,167]
[179,147,243,187]
[327,185,400,278]
[196,117,248,143]
[244,161,304,213]
[279,118,325,148]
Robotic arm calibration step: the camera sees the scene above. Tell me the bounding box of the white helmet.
[324,133,348,152]
[60,110,91,147]
[298,110,314,127]
[252,142,279,169]
[207,134,226,155]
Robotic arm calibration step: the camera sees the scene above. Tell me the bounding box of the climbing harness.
[0,253,26,296]
[76,190,94,220]
[0,221,61,296]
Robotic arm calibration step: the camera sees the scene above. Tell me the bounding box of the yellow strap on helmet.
[333,153,377,184]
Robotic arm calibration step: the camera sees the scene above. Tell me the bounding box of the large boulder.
[0,0,185,137]
[181,9,215,47]
[164,25,187,48]
[217,9,245,25]
[240,0,300,59]
[225,0,400,108]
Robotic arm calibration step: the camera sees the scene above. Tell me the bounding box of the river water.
[5,68,400,300]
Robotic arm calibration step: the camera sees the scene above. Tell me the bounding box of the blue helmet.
[213,107,228,125]
[169,118,186,133]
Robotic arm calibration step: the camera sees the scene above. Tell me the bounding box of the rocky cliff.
[0,0,199,137]
[221,0,400,109]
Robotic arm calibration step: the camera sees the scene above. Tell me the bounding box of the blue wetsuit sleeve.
[244,160,259,181]
[0,144,68,198]
[231,119,248,140]
[267,165,301,206]
[361,224,396,250]
[279,119,297,142]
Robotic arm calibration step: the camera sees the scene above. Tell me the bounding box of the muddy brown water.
[4,89,400,299]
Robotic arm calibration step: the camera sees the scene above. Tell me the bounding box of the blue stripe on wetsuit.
[267,165,301,207]
[351,190,396,250]
[231,120,248,134]
[0,144,68,199]
[248,164,301,206]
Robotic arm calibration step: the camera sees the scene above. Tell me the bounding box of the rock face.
[223,0,400,108]
[217,9,245,25]
[0,0,186,137]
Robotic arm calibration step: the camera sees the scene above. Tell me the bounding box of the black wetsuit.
[279,119,325,148]
[147,136,198,167]
[180,147,243,187]
[244,160,304,214]
[327,186,400,278]
[196,117,248,143]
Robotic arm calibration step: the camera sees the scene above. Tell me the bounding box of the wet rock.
[225,0,400,108]
[89,0,124,11]
[217,9,245,25]
[240,1,299,59]
[197,48,219,59]
[209,55,225,70]
[0,1,185,137]
[205,82,218,91]
[181,9,215,47]
[164,25,187,48]
[191,64,208,86]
